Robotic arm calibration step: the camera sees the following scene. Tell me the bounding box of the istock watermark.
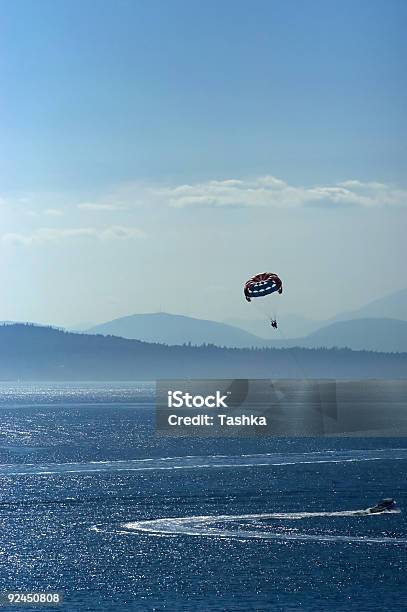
[155,379,407,438]
[167,390,229,409]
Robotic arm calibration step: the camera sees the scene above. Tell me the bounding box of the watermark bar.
[155,379,407,437]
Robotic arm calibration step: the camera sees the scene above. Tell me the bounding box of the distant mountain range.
[225,313,320,339]
[227,287,407,340]
[86,297,407,353]
[87,312,267,348]
[1,324,406,380]
[3,288,407,354]
[332,287,407,322]
[269,318,407,352]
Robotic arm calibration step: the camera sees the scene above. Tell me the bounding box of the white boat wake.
[0,448,406,476]
[122,508,405,545]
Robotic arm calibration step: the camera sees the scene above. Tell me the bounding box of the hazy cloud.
[3,176,404,218]
[158,176,407,209]
[1,225,144,247]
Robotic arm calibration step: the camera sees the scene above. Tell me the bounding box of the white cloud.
[1,225,144,247]
[2,176,405,222]
[156,176,407,209]
[21,208,64,218]
[77,182,153,211]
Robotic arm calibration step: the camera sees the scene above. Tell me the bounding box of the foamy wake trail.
[1,448,406,476]
[122,509,406,545]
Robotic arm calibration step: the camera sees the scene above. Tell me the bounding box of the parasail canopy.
[244,272,283,303]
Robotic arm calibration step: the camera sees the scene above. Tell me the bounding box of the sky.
[1,0,406,327]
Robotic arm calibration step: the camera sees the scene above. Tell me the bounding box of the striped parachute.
[244,272,283,328]
[244,272,283,303]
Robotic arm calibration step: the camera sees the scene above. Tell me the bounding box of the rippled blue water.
[0,382,406,611]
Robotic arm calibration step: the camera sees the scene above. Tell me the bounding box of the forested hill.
[0,323,406,380]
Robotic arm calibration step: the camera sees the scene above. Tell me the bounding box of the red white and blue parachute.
[244,272,283,303]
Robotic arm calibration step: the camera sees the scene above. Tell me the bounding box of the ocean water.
[0,382,406,611]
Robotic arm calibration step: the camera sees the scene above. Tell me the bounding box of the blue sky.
[1,0,406,327]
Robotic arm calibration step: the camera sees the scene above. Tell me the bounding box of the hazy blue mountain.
[305,318,407,351]
[87,312,267,348]
[270,318,407,352]
[0,323,406,380]
[229,288,407,344]
[225,314,321,339]
[333,288,407,322]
